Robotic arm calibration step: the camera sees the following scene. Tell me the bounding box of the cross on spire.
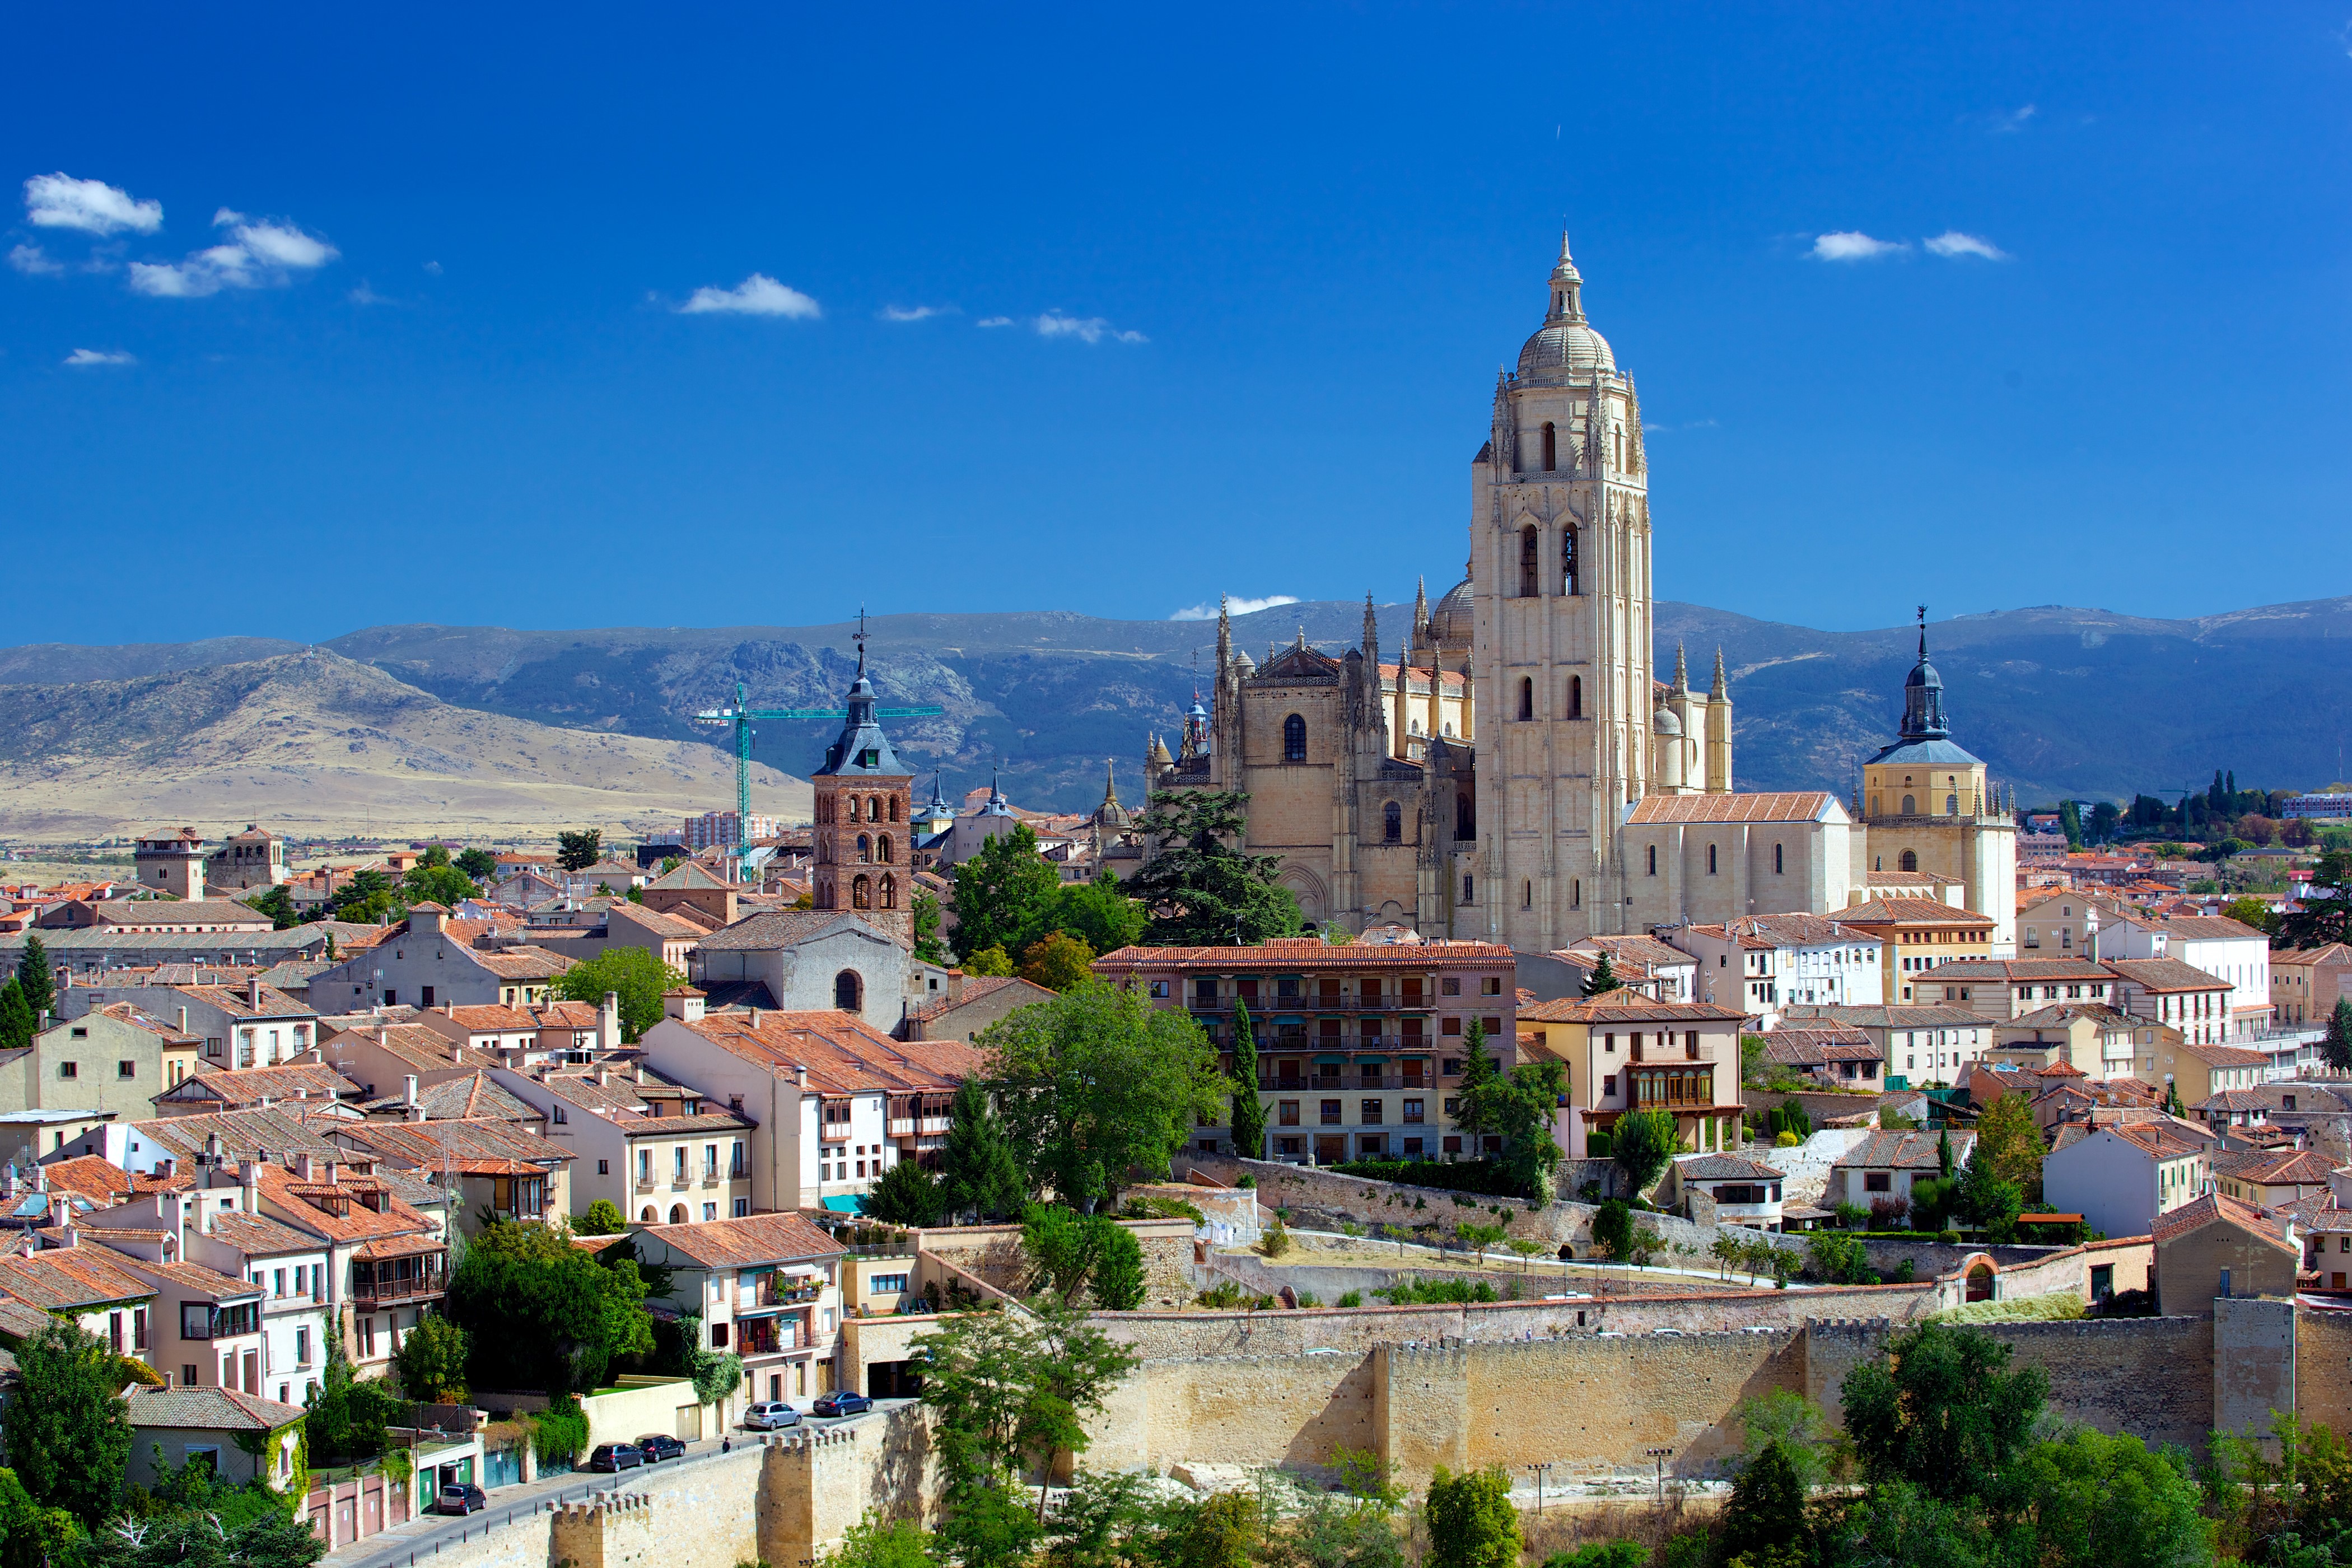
[852,605,870,674]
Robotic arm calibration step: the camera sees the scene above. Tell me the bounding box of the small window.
[1518,677,1534,721]
[1646,845,1657,876]
[1567,674,1583,719]
[118,1061,136,1079]
[1900,850,1919,873]
[58,1062,77,1079]
[1541,422,1557,472]
[1773,843,1783,875]
[1383,801,1402,843]
[1283,713,1307,762]
[1707,844,1718,875]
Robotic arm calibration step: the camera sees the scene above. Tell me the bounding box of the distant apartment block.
[683,812,778,852]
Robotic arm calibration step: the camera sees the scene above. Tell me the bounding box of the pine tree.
[1580,952,1620,997]
[1228,1000,1266,1160]
[1453,1018,1495,1141]
[940,1078,1025,1222]
[16,933,54,1024]
[0,979,34,1052]
[2325,998,2352,1074]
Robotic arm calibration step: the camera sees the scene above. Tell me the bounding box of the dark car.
[811,1391,872,1418]
[637,1434,687,1464]
[436,1482,486,1516]
[586,1443,646,1472]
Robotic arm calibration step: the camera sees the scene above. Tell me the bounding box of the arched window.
[1541,422,1557,472]
[1520,525,1541,597]
[880,874,897,909]
[641,1206,657,1222]
[1383,801,1402,843]
[856,834,871,863]
[1461,874,1474,903]
[1282,713,1307,762]
[1707,844,1718,875]
[669,1205,688,1224]
[1901,795,1917,815]
[1563,525,1579,595]
[1646,844,1657,876]
[1900,850,1919,873]
[852,874,872,909]
[1518,678,1534,721]
[871,796,886,822]
[1567,674,1583,719]
[878,835,894,864]
[835,969,864,1012]
[889,796,900,822]
[1455,793,1476,841]
[1946,794,1959,816]
[1774,843,1784,875]
[1613,427,1624,470]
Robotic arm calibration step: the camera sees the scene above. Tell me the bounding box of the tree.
[2004,1426,2210,1568]
[1580,952,1620,997]
[302,1331,407,1462]
[0,979,34,1053]
[2280,850,2352,949]
[454,848,500,882]
[1461,1057,1568,1201]
[556,830,603,872]
[1053,874,1147,958]
[1611,1108,1679,1200]
[1970,1093,2043,1201]
[1735,1390,1834,1494]
[391,1310,470,1402]
[86,1473,325,1568]
[2326,997,2352,1074]
[939,1078,1026,1222]
[2220,895,2276,936]
[912,888,949,965]
[964,945,1015,977]
[818,1514,940,1568]
[245,885,303,930]
[1124,790,1303,946]
[1023,1204,1119,1298]
[1422,1466,1519,1568]
[1957,1144,2023,1242]
[866,1156,945,1226]
[8,1319,134,1525]
[2058,800,2083,850]
[403,862,481,908]
[952,823,1066,963]
[575,1198,628,1235]
[980,981,1225,1210]
[1718,1439,1809,1566]
[2086,801,2121,844]
[0,1467,80,1568]
[1840,1320,2047,1502]
[1019,931,1096,992]
[1452,1019,1496,1139]
[1087,1224,1146,1310]
[1228,1000,1267,1160]
[328,867,400,924]
[1589,1198,1635,1262]
[444,1218,654,1397]
[15,933,54,1023]
[552,946,685,1043]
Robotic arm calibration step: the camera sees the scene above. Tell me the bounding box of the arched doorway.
[835,969,864,1013]
[669,1205,689,1225]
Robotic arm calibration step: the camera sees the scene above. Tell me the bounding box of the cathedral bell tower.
[1466,234,1655,949]
[809,636,914,942]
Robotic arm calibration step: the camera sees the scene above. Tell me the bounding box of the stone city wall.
[2297,1306,2352,1438]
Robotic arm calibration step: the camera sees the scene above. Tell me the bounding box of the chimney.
[599,990,621,1051]
[324,1160,339,1185]
[598,1068,611,1088]
[749,1007,761,1029]
[176,1005,189,1034]
[205,1132,223,1165]
[248,976,263,1007]
[296,1152,315,1181]
[794,1063,809,1090]
[57,1224,77,1249]
[239,1158,260,1212]
[404,1075,418,1108]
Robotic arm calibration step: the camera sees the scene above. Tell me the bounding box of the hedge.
[1327,1158,1522,1198]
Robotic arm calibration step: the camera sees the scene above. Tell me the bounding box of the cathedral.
[1154,236,2017,955]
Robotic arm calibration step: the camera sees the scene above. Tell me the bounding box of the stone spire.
[1360,592,1384,702]
[1709,647,1728,702]
[1100,758,1121,813]
[1548,231,1584,324]
[1412,577,1430,648]
[1215,593,1232,674]
[1672,641,1690,697]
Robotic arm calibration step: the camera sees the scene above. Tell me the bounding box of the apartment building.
[0,1245,157,1362]
[1089,938,1519,1164]
[63,977,318,1071]
[0,1006,195,1122]
[1832,897,1998,1004]
[2046,1119,2214,1240]
[2103,914,2273,1039]
[2105,958,2237,1047]
[1777,1002,1994,1088]
[331,1118,575,1237]
[489,1065,754,1224]
[631,1212,846,1416]
[306,904,574,1011]
[1516,992,1747,1159]
[1670,914,1883,1024]
[2273,945,2352,1027]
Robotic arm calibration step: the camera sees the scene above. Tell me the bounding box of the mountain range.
[0,594,2344,841]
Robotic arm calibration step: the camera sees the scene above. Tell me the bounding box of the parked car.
[811,1391,872,1418]
[743,1401,801,1431]
[586,1443,646,1472]
[436,1483,486,1516]
[637,1434,687,1464]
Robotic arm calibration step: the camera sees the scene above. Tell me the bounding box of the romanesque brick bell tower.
[809,636,916,942]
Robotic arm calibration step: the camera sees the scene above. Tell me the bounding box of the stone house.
[87,1249,268,1396]
[0,1007,193,1122]
[629,1211,847,1417]
[123,1385,305,1490]
[2148,1191,2300,1314]
[1777,1002,1994,1089]
[205,827,288,893]
[0,1243,157,1362]
[486,1065,754,1225]
[330,1117,575,1237]
[1823,1128,1975,1220]
[2043,1119,2214,1240]
[1659,1152,1787,1231]
[305,904,574,1012]
[2272,944,2352,1028]
[688,911,929,1030]
[63,978,318,1071]
[1518,990,1746,1161]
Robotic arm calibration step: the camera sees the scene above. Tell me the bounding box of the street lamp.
[1523,1462,1555,1513]
[1645,1447,1673,1506]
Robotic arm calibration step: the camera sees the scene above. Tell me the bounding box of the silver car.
[743,1401,802,1431]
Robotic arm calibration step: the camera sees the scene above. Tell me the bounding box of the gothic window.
[1520,526,1541,598]
[856,834,871,863]
[1563,525,1579,595]
[1455,793,1476,841]
[1541,422,1557,472]
[1946,794,1959,816]
[1707,844,1718,876]
[1774,843,1784,875]
[1461,874,1474,903]
[1572,879,1581,908]
[1282,713,1307,762]
[889,796,901,822]
[1902,795,1917,815]
[1518,678,1534,721]
[852,874,872,909]
[880,874,897,909]
[1613,427,1624,470]
[1568,674,1583,719]
[1900,850,1919,874]
[878,835,894,864]
[834,970,863,1012]
[1647,844,1657,876]
[1383,801,1402,843]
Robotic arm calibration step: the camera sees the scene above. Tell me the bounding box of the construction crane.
[692,634,942,880]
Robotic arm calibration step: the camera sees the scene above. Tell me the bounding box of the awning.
[352,1237,448,1261]
[1314,1055,1349,1065]
[820,1195,865,1214]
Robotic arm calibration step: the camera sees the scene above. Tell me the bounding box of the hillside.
[0,594,2345,832]
[0,650,806,840]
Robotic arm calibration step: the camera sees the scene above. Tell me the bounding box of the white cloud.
[128,216,339,298]
[677,273,822,318]
[976,315,1014,328]
[1171,593,1300,621]
[1810,231,1909,262]
[24,172,162,235]
[1645,417,1719,434]
[8,244,63,276]
[878,304,953,322]
[349,281,394,305]
[1991,105,2037,133]
[1925,230,2010,261]
[63,348,134,366]
[423,260,442,276]
[1035,310,1146,344]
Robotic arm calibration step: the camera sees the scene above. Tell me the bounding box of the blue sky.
[4,3,2348,645]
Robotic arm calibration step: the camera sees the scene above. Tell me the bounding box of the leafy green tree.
[0,1467,81,1568]
[1287,1491,1408,1568]
[1735,1390,1834,1494]
[1019,931,1096,992]
[1087,1223,1146,1310]
[329,866,400,923]
[454,848,500,881]
[964,944,1015,977]
[912,888,949,964]
[1054,874,1147,957]
[2058,800,2083,850]
[2085,801,2121,844]
[0,979,34,1053]
[445,1218,654,1397]
[2325,997,2352,1074]
[302,1333,407,1462]
[2003,1426,2210,1568]
[1461,1057,1567,1201]
[1907,1174,1959,1233]
[1840,1320,2048,1503]
[1589,1198,1635,1261]
[940,1079,1026,1221]
[866,1156,946,1226]
[1124,790,1303,945]
[403,862,481,907]
[556,830,603,872]
[1452,1018,1496,1138]
[980,981,1225,1210]
[1580,951,1620,996]
[2280,850,2352,949]
[14,933,54,1023]
[1422,1466,1519,1568]
[952,823,1067,962]
[1610,1107,1679,1200]
[1970,1094,2043,1201]
[1228,999,1266,1160]
[575,1198,629,1235]
[818,1513,941,1568]
[1718,1439,1810,1566]
[7,1319,133,1526]
[390,1310,470,1402]
[1957,1141,2024,1242]
[245,885,303,930]
[86,1474,325,1568]
[1022,1203,1132,1300]
[552,945,685,1042]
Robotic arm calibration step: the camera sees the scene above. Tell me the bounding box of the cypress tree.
[1580,952,1620,997]
[940,1078,1025,1222]
[1228,999,1266,1160]
[1453,1018,1495,1141]
[0,979,34,1052]
[16,933,53,1024]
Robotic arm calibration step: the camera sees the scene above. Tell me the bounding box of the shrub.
[531,1397,589,1466]
[1774,1130,1801,1148]
[1424,1465,1519,1568]
[1337,1290,1364,1308]
[1590,1199,1636,1262]
[1260,1215,1290,1258]
[1329,1158,1518,1197]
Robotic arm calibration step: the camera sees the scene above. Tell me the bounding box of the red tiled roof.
[633,1211,843,1268]
[1623,792,1841,825]
[1518,989,1746,1025]
[2149,1191,2298,1254]
[1094,939,1514,969]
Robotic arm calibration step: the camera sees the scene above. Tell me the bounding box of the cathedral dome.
[1515,320,1616,381]
[1427,578,1474,650]
[1652,705,1682,738]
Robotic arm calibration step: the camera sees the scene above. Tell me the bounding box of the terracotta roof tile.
[633,1211,843,1268]
[1623,792,1842,825]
